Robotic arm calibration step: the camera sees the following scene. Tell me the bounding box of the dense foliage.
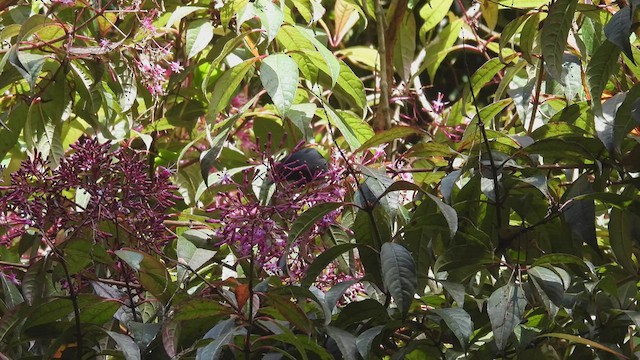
[1,0,640,358]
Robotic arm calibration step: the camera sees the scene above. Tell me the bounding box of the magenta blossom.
[0,138,178,251]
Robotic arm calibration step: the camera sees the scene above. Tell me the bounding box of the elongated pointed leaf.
[261,54,299,116]
[587,40,620,113]
[207,58,258,123]
[356,325,385,359]
[287,202,342,245]
[541,0,578,83]
[186,19,214,59]
[326,326,357,360]
[432,308,473,350]
[609,207,638,274]
[488,282,527,350]
[380,243,417,317]
[604,6,634,62]
[105,331,141,360]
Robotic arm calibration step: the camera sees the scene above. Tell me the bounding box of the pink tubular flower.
[431,92,449,114]
[168,61,184,74]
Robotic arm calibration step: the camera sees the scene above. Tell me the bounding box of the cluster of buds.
[208,146,352,284]
[0,138,177,252]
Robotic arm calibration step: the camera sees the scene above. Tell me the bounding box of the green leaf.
[355,126,422,153]
[207,58,257,123]
[105,331,142,360]
[609,207,638,275]
[420,19,463,81]
[302,243,359,286]
[432,308,473,350]
[380,243,417,317]
[541,0,578,83]
[267,293,313,334]
[287,202,342,245]
[9,49,46,90]
[419,0,453,35]
[393,11,416,81]
[185,19,214,59]
[319,103,362,150]
[62,238,94,275]
[176,236,217,283]
[287,103,316,138]
[356,325,385,359]
[587,40,620,113]
[201,96,257,184]
[323,279,360,313]
[254,0,284,44]
[269,331,333,360]
[470,57,506,98]
[325,326,357,360]
[294,25,341,87]
[528,266,566,306]
[166,6,205,28]
[202,30,262,92]
[562,174,597,251]
[174,299,228,320]
[532,253,590,271]
[481,0,498,30]
[424,192,458,238]
[1,274,23,309]
[604,6,633,62]
[196,319,237,360]
[520,13,541,64]
[561,54,582,101]
[334,60,367,111]
[25,298,75,328]
[487,282,528,351]
[613,83,640,153]
[78,296,120,325]
[335,299,389,328]
[333,0,360,45]
[499,14,531,63]
[260,54,299,116]
[115,249,176,305]
[0,103,27,159]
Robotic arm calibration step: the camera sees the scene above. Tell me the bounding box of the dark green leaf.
[302,243,359,286]
[604,6,634,62]
[381,243,417,317]
[541,0,578,83]
[356,325,385,359]
[115,249,176,305]
[0,274,23,309]
[287,202,342,245]
[432,308,473,350]
[196,319,238,360]
[325,326,357,360]
[487,282,528,350]
[587,40,620,113]
[562,174,597,251]
[609,207,638,274]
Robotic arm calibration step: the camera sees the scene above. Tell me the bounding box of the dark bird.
[274,148,328,183]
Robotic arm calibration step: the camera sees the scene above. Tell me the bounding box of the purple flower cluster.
[209,151,347,280]
[0,138,177,251]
